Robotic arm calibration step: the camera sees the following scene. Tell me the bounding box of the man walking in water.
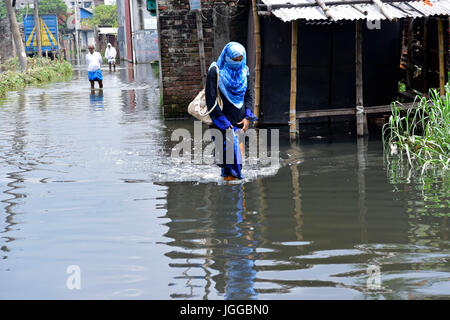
[105,43,117,72]
[86,44,103,90]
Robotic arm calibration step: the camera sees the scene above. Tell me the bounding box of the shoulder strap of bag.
[200,65,221,117]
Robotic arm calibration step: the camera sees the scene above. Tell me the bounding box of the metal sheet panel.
[261,0,450,22]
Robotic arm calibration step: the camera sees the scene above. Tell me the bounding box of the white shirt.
[86,52,103,72]
[105,46,117,59]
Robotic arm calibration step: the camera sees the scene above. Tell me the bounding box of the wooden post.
[251,0,261,126]
[289,20,298,141]
[195,10,206,87]
[355,20,368,136]
[437,17,445,96]
[34,0,42,58]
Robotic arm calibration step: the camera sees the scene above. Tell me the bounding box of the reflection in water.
[220,185,258,300]
[161,138,450,299]
[1,93,28,255]
[163,183,260,299]
[89,90,104,109]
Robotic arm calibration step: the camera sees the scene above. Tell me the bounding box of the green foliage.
[0,1,6,20]
[151,61,159,79]
[398,80,406,93]
[16,0,67,22]
[382,84,450,171]
[89,4,117,28]
[0,57,73,98]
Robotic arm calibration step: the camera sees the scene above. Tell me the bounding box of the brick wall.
[158,0,249,119]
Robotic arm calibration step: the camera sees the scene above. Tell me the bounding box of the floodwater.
[0,63,449,300]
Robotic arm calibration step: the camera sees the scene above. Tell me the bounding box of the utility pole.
[4,0,27,71]
[74,1,80,65]
[34,0,42,58]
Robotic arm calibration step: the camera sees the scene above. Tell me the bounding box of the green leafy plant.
[383,84,450,171]
[0,57,73,98]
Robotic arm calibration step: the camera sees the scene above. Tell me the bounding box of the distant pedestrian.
[86,44,103,90]
[105,43,117,72]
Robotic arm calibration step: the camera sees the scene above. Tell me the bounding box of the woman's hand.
[237,118,250,132]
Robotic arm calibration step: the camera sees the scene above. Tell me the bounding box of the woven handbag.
[187,65,223,125]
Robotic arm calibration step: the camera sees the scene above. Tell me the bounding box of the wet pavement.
[0,63,448,299]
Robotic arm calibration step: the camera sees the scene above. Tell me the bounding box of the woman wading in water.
[205,42,257,181]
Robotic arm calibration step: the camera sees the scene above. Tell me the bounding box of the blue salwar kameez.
[205,42,257,180]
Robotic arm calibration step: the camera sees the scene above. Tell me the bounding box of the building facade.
[117,0,158,64]
[158,0,248,118]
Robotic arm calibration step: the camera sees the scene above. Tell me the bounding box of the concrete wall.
[116,0,127,60]
[131,0,158,63]
[117,0,158,63]
[131,0,156,31]
[133,30,158,63]
[158,0,249,119]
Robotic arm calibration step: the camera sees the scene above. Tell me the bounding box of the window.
[84,1,92,8]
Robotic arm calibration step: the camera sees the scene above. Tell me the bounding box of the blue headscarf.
[209,42,249,109]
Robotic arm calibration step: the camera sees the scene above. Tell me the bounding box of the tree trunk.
[34,0,42,58]
[4,0,27,71]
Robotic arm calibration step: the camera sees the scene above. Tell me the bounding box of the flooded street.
[0,64,449,299]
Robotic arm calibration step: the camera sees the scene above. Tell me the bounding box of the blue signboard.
[189,0,201,11]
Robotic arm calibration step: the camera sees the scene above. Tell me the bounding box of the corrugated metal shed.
[260,0,450,22]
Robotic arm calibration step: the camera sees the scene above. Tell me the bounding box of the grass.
[382,84,450,172]
[0,57,73,98]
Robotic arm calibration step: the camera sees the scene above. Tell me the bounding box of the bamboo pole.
[355,20,368,136]
[195,10,206,87]
[437,17,445,96]
[34,0,42,58]
[371,0,394,21]
[251,0,261,126]
[314,0,335,20]
[290,20,299,141]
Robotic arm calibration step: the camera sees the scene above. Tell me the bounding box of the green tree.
[89,4,117,28]
[0,1,7,20]
[17,0,67,21]
[34,0,67,15]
